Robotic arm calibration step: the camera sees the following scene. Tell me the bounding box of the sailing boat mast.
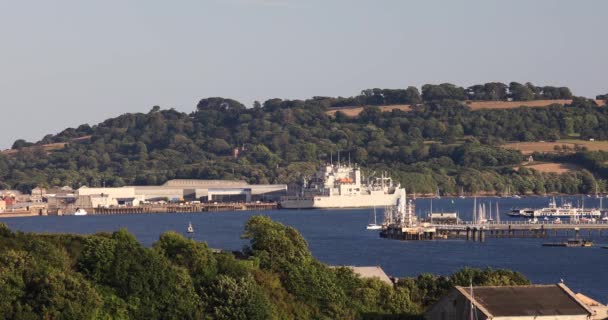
[373,206,377,225]
[473,197,477,224]
[489,201,492,222]
[496,202,500,223]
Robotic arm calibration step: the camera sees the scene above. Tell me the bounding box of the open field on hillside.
[325,99,605,117]
[1,136,91,155]
[325,104,411,117]
[503,139,608,155]
[517,162,580,174]
[465,99,571,110]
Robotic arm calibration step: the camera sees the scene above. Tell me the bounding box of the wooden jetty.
[382,220,608,242]
[88,202,277,215]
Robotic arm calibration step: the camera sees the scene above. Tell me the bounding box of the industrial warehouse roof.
[162,179,248,187]
[455,284,592,317]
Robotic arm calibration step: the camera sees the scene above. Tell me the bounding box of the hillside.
[1,83,608,196]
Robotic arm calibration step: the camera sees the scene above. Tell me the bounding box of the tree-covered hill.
[1,82,607,195]
[0,217,530,319]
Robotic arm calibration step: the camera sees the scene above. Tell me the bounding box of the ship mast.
[473,197,477,224]
[496,202,500,223]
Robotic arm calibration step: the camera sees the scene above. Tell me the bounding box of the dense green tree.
[422,83,467,101]
[0,220,535,320]
[203,275,273,320]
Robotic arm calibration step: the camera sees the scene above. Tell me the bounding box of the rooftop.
[162,179,249,187]
[456,284,592,317]
[347,266,393,285]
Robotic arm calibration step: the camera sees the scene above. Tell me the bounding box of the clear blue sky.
[1,0,607,149]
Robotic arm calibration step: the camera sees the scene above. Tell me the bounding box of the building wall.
[78,187,136,199]
[0,200,5,212]
[251,185,287,201]
[425,289,489,320]
[208,188,251,202]
[75,195,117,208]
[133,187,185,201]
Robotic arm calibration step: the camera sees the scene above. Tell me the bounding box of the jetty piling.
[381,220,608,242]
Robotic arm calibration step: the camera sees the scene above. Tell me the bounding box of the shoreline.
[0,212,41,218]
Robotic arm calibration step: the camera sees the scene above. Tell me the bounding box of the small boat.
[366,207,382,230]
[74,208,87,216]
[542,239,593,247]
[602,246,608,249]
[187,222,194,234]
[366,224,382,230]
[508,208,531,217]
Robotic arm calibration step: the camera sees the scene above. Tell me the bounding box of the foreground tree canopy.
[0,217,530,319]
[0,82,607,195]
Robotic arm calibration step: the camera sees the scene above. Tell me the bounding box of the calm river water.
[2,196,608,301]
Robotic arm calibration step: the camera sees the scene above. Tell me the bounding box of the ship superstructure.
[280,163,403,209]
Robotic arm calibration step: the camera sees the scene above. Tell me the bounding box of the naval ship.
[280,163,404,209]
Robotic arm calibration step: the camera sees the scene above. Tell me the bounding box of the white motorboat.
[187,222,194,234]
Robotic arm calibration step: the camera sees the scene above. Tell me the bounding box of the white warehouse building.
[75,179,287,208]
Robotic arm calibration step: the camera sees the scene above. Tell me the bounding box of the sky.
[0,0,607,149]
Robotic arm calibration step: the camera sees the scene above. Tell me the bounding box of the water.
[2,196,608,302]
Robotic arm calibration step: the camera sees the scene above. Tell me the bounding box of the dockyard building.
[73,179,287,208]
[425,283,600,320]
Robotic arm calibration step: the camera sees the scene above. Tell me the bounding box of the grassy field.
[503,139,608,155]
[465,99,571,110]
[517,162,580,174]
[325,104,411,117]
[2,136,91,155]
[325,99,605,117]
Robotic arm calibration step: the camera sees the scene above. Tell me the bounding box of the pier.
[382,220,608,242]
